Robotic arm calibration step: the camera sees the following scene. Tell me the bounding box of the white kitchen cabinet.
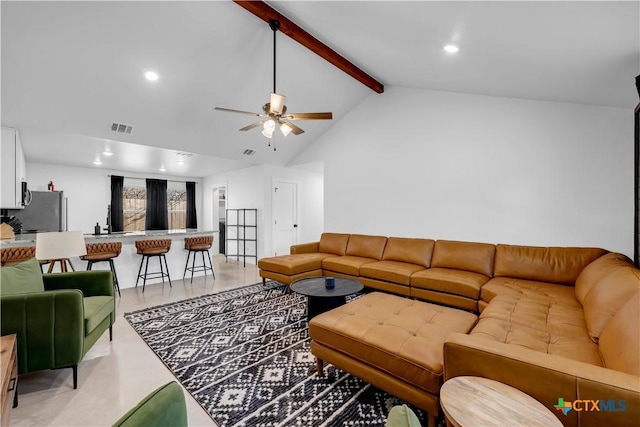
[1,127,27,209]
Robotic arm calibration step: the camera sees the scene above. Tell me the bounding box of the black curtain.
[186,181,197,229]
[110,175,124,232]
[146,178,168,230]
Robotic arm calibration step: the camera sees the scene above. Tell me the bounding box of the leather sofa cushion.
[309,292,477,395]
[582,267,640,343]
[381,237,434,268]
[481,277,581,308]
[431,240,495,277]
[411,268,489,300]
[319,233,350,256]
[346,234,387,260]
[258,253,335,275]
[360,261,426,285]
[494,244,606,285]
[599,293,640,376]
[0,257,45,296]
[575,252,633,305]
[84,296,114,334]
[470,295,603,366]
[322,256,377,276]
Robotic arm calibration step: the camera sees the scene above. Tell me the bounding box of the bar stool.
[81,242,122,297]
[0,246,49,271]
[183,235,215,283]
[135,239,172,292]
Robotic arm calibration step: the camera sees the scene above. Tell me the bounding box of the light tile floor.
[10,255,261,427]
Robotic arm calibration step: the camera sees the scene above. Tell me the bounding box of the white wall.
[202,164,324,261]
[292,86,633,257]
[26,162,203,233]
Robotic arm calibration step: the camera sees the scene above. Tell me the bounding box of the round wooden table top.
[440,376,563,427]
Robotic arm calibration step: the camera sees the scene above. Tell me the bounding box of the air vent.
[110,122,134,134]
[243,149,256,156]
[175,152,194,157]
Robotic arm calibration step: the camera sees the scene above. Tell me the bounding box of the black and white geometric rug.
[124,281,428,427]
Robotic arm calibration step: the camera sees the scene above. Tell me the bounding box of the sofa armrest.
[44,271,114,297]
[1,290,85,374]
[444,333,639,427]
[290,241,319,254]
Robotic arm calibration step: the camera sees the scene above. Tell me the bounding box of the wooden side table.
[0,334,18,427]
[440,376,562,427]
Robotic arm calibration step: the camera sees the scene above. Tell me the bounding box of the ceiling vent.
[243,149,256,156]
[175,152,194,157]
[110,122,133,134]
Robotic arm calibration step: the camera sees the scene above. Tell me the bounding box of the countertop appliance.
[9,191,66,233]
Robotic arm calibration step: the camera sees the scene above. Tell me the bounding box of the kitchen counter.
[0,229,216,247]
[1,229,220,290]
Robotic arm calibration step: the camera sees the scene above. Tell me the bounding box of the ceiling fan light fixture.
[280,122,293,137]
[262,119,276,138]
[270,93,286,115]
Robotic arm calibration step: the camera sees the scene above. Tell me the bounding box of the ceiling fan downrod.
[269,19,280,95]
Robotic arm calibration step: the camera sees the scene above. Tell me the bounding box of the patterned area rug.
[124,281,429,427]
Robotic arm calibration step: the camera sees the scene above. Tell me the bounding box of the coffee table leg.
[307,295,347,321]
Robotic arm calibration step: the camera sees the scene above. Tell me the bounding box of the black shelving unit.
[225,208,257,266]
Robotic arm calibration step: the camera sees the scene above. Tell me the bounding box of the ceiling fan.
[215,19,332,140]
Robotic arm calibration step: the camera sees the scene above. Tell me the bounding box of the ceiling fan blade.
[239,121,265,131]
[270,93,286,115]
[285,112,333,120]
[281,119,305,135]
[215,107,263,117]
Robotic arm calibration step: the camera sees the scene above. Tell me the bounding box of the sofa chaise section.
[444,250,640,427]
[258,232,350,286]
[478,244,607,311]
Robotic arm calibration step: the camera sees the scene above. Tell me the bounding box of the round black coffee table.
[290,276,364,321]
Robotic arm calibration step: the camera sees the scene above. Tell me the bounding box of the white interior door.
[273,180,298,256]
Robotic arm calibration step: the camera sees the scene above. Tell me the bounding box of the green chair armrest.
[44,271,114,297]
[1,290,84,374]
[111,381,188,427]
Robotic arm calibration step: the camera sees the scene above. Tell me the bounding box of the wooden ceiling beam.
[233,0,384,94]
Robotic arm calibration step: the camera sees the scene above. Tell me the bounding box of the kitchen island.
[1,229,219,290]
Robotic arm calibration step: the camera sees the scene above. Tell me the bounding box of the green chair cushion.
[84,296,114,334]
[111,381,188,427]
[386,404,422,427]
[0,257,44,296]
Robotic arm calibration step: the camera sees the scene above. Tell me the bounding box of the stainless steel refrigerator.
[13,191,66,232]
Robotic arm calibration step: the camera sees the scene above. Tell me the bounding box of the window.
[167,184,187,230]
[123,182,146,232]
[123,179,187,231]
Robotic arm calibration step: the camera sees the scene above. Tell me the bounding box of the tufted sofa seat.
[310,292,477,427]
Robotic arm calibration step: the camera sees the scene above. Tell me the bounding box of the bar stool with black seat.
[183,235,215,283]
[81,242,122,297]
[135,239,172,292]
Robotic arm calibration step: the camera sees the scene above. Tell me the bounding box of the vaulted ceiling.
[2,1,638,177]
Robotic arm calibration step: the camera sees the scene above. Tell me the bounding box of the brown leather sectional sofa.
[258,233,640,427]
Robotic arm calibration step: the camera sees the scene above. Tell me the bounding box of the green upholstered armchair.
[0,257,115,389]
[111,381,188,427]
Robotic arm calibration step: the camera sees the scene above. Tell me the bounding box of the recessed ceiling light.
[145,71,159,81]
[444,45,459,53]
[102,151,114,156]
[93,160,102,165]
[159,166,167,172]
[176,160,185,165]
